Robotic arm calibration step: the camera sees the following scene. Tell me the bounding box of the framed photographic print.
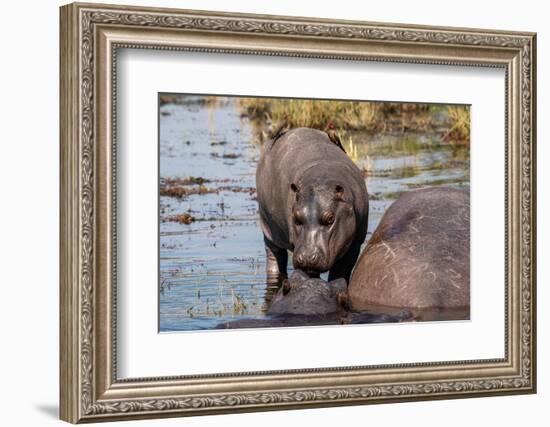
[60,2,537,423]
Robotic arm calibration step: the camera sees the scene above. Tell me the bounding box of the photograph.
[158,94,471,332]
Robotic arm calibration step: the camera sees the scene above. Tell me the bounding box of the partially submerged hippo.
[268,270,348,316]
[216,270,412,329]
[256,127,369,282]
[348,187,470,316]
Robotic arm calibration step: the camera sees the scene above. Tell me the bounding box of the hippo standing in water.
[256,127,369,282]
[348,187,470,317]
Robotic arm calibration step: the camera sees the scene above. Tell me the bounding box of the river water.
[159,96,469,331]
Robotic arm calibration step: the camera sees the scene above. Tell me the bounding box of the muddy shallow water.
[159,96,469,332]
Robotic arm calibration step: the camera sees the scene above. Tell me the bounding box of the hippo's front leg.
[328,243,362,283]
[264,237,288,278]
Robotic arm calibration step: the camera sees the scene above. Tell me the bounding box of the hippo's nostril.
[309,253,319,264]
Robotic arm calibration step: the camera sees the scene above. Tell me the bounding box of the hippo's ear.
[328,278,348,295]
[282,279,292,295]
[334,184,345,200]
[290,183,300,199]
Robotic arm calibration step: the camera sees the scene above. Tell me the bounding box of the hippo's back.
[349,187,470,311]
[257,127,359,195]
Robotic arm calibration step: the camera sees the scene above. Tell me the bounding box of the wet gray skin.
[267,270,348,316]
[349,187,470,314]
[215,270,413,329]
[256,127,369,282]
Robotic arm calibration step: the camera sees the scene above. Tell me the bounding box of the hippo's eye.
[294,217,303,226]
[322,213,335,226]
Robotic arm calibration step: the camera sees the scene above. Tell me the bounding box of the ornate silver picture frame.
[60,2,536,423]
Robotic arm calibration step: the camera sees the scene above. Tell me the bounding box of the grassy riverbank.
[238,98,470,146]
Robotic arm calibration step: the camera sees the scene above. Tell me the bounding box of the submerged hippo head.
[289,182,356,274]
[268,270,348,316]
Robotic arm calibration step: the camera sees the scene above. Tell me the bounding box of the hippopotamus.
[348,187,470,316]
[215,270,412,329]
[267,270,348,316]
[256,127,369,282]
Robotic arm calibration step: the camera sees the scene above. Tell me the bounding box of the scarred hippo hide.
[267,270,348,316]
[348,187,470,314]
[256,127,369,282]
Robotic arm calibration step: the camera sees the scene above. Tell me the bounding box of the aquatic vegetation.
[406,178,468,189]
[165,213,195,224]
[444,105,470,146]
[376,102,435,133]
[231,288,248,315]
[239,99,451,140]
[160,94,223,107]
[239,98,380,136]
[159,184,215,198]
[159,176,257,201]
[163,176,212,186]
[392,165,421,179]
[160,176,217,198]
[238,98,470,163]
[210,152,241,159]
[159,278,171,293]
[344,136,360,162]
[159,94,180,105]
[217,185,256,195]
[431,159,470,170]
[380,191,406,200]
